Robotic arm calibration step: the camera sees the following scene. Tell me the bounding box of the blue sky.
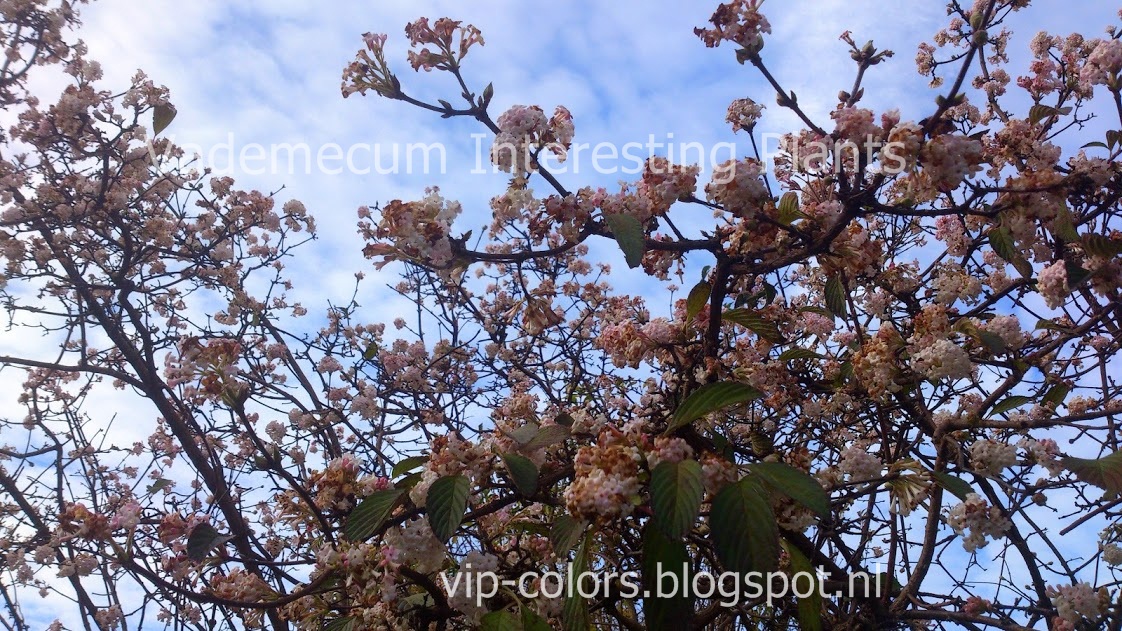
[7,0,1121,627]
[72,0,1117,305]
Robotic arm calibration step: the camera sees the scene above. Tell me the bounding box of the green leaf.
[988,395,1033,417]
[323,616,357,631]
[778,348,823,361]
[931,471,973,501]
[394,471,422,490]
[799,305,835,318]
[362,341,379,360]
[521,608,552,631]
[563,532,592,631]
[509,424,540,446]
[824,275,847,318]
[686,281,711,322]
[748,461,830,518]
[665,382,763,434]
[1083,234,1122,259]
[642,524,693,629]
[480,611,520,631]
[522,424,571,452]
[1042,382,1071,407]
[345,488,406,541]
[1028,103,1058,125]
[1035,318,1073,334]
[1052,207,1080,242]
[1081,141,1108,150]
[1065,259,1091,288]
[186,523,232,562]
[503,453,539,497]
[723,308,784,343]
[650,460,705,539]
[989,226,1033,278]
[392,456,428,478]
[426,475,470,542]
[153,103,177,136]
[782,542,823,631]
[550,515,584,556]
[146,478,172,494]
[710,478,779,574]
[604,213,646,269]
[1062,451,1122,493]
[776,192,807,225]
[976,330,1008,355]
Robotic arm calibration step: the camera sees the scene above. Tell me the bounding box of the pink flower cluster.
[1038,260,1070,309]
[1048,582,1104,629]
[946,493,1011,552]
[1080,38,1122,87]
[695,0,771,50]
[564,428,643,522]
[359,187,462,267]
[404,17,484,72]
[705,158,769,217]
[726,97,764,132]
[491,104,575,173]
[920,134,984,192]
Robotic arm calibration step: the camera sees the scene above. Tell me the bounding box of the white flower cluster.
[838,444,882,482]
[705,158,769,216]
[1037,260,1070,309]
[364,187,462,267]
[887,121,923,170]
[1018,437,1063,476]
[726,97,764,132]
[646,436,694,469]
[969,439,1018,476]
[447,551,501,623]
[1048,582,1103,627]
[383,517,445,574]
[831,106,882,147]
[1081,38,1122,87]
[931,263,983,305]
[979,314,1026,350]
[564,432,643,522]
[946,493,1011,552]
[1103,543,1122,567]
[910,338,973,380]
[491,104,574,173]
[921,134,983,191]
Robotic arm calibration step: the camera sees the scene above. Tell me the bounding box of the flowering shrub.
[3,1,1122,630]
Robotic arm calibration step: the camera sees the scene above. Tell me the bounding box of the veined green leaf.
[748,461,829,518]
[502,453,540,497]
[604,213,646,269]
[650,460,705,539]
[427,475,470,542]
[710,478,779,574]
[723,308,784,343]
[345,488,406,541]
[665,382,763,434]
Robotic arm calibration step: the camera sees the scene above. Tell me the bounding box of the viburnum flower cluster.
[358,186,462,268]
[694,0,771,50]
[564,428,643,522]
[490,104,575,174]
[5,1,1122,630]
[726,97,764,131]
[946,493,1013,552]
[1048,582,1106,630]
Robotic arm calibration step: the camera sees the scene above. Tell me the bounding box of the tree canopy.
[2,1,1122,629]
